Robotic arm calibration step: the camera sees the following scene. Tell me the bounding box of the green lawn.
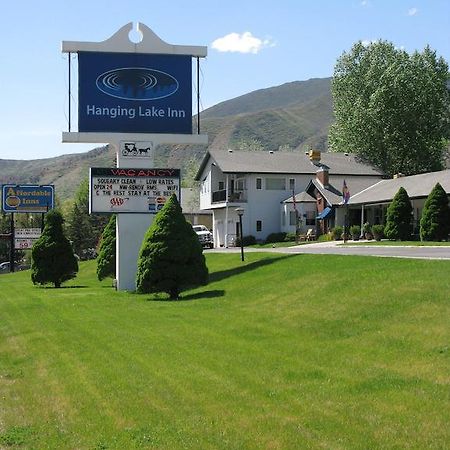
[1,254,449,449]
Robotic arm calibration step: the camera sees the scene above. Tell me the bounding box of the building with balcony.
[195,149,384,247]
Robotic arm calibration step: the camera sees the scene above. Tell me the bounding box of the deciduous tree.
[66,179,108,259]
[330,41,450,176]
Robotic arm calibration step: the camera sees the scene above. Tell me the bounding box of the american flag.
[342,180,350,204]
[292,189,298,213]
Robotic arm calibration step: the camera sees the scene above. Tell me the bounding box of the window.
[218,181,224,191]
[289,211,297,226]
[236,178,246,191]
[256,220,262,232]
[305,211,315,226]
[265,178,286,190]
[289,178,295,191]
[256,178,262,190]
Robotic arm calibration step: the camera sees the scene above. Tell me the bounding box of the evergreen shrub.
[384,187,413,240]
[31,210,78,288]
[97,215,116,281]
[420,183,450,241]
[136,194,208,300]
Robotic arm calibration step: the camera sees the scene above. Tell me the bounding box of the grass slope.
[0,254,449,449]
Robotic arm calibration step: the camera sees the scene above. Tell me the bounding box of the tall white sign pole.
[62,23,207,290]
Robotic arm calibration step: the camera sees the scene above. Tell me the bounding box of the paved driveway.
[210,241,450,260]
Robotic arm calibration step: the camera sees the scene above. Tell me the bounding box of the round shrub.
[284,232,297,242]
[350,225,361,239]
[236,235,257,247]
[331,226,344,240]
[265,232,287,244]
[371,224,384,241]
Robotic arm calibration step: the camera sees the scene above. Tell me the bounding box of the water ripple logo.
[96,67,179,101]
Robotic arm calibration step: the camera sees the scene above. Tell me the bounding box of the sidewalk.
[209,240,450,260]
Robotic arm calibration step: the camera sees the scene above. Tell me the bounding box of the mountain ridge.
[0,77,334,200]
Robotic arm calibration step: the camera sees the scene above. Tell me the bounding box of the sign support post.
[9,213,15,273]
[62,23,207,291]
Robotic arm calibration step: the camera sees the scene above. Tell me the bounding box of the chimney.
[316,167,329,187]
[309,149,321,162]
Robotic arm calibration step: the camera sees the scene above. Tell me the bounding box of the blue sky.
[0,0,448,160]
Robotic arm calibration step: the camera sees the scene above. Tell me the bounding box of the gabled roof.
[307,179,343,206]
[349,169,450,205]
[195,149,383,180]
[282,191,316,204]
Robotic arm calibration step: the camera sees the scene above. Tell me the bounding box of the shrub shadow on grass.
[148,290,225,302]
[39,285,89,289]
[210,255,297,283]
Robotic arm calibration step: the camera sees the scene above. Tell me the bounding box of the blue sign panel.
[2,185,54,213]
[78,52,192,134]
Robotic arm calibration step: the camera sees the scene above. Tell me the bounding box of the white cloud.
[407,7,418,16]
[361,0,370,6]
[211,32,275,54]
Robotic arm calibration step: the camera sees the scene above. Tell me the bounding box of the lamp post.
[235,207,244,262]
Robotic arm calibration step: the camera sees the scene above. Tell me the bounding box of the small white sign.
[15,238,36,250]
[15,228,41,238]
[120,141,154,158]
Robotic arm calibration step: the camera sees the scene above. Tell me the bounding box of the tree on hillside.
[31,210,78,288]
[329,41,450,176]
[66,178,108,258]
[420,183,450,241]
[97,215,116,281]
[0,213,10,262]
[384,187,413,240]
[136,194,208,299]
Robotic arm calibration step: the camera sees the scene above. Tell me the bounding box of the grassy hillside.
[202,78,331,118]
[0,146,115,201]
[0,78,334,201]
[0,253,449,449]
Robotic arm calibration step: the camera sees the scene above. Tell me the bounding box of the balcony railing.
[211,190,247,203]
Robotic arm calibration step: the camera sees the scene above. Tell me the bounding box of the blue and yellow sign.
[78,52,192,134]
[2,185,54,213]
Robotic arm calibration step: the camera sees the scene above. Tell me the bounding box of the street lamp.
[235,207,245,261]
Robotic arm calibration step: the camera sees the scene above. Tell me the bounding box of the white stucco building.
[195,149,384,246]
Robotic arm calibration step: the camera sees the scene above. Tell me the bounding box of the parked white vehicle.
[192,225,214,248]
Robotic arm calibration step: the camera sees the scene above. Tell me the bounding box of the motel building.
[196,148,450,246]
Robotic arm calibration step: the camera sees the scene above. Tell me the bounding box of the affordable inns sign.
[78,52,192,134]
